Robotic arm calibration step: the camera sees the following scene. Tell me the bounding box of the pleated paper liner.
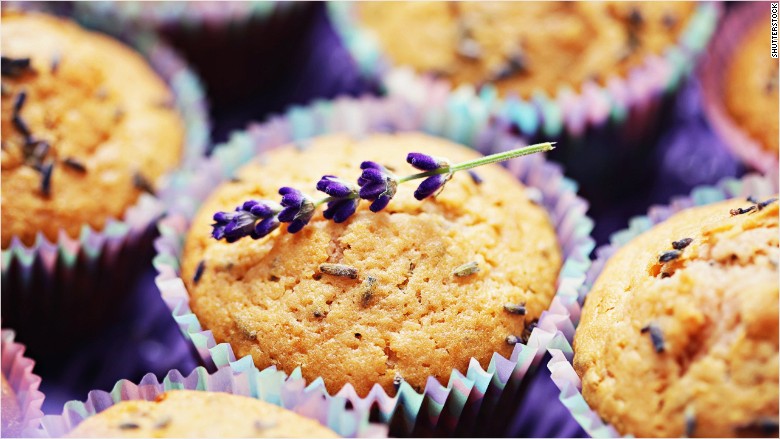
[35,362,385,438]
[0,24,210,358]
[1,329,46,438]
[545,173,779,438]
[699,2,779,177]
[153,94,595,436]
[327,2,721,244]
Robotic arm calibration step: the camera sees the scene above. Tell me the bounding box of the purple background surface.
[12,2,752,437]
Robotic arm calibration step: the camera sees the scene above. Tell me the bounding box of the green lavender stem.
[398,142,555,183]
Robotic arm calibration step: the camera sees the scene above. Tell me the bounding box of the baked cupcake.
[700,3,779,174]
[181,132,561,396]
[1,10,203,356]
[1,10,183,247]
[38,364,377,437]
[573,196,779,437]
[65,390,339,437]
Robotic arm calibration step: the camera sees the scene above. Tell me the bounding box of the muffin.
[574,196,779,437]
[181,132,561,396]
[1,10,184,247]
[353,2,695,97]
[65,389,339,438]
[723,10,779,155]
[1,374,23,438]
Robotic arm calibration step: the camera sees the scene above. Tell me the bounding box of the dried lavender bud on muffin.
[1,374,23,438]
[1,10,184,247]
[356,2,695,97]
[724,18,779,155]
[574,197,779,437]
[65,390,338,438]
[182,133,561,396]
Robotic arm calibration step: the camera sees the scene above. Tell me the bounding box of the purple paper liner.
[153,94,595,436]
[0,15,210,357]
[699,2,779,177]
[35,362,386,438]
[1,330,46,438]
[545,173,779,438]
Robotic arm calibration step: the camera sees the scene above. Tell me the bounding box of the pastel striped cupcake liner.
[0,25,210,356]
[153,94,595,436]
[35,362,385,438]
[546,173,779,438]
[1,329,46,438]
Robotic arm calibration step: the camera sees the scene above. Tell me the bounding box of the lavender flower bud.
[278,187,315,233]
[316,175,356,198]
[406,153,449,171]
[323,198,359,223]
[414,174,447,200]
[212,200,281,242]
[357,161,398,213]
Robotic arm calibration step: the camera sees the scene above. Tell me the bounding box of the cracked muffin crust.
[65,390,338,438]
[574,197,779,437]
[356,2,695,97]
[1,10,184,247]
[182,132,561,396]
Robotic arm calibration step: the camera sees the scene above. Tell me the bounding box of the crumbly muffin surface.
[1,11,184,247]
[574,198,779,437]
[725,19,780,154]
[65,390,338,438]
[183,133,561,396]
[357,2,694,97]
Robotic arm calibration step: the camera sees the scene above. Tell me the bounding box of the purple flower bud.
[212,200,281,242]
[357,161,398,213]
[277,187,315,233]
[414,174,447,200]
[254,216,280,238]
[323,198,359,223]
[406,153,448,171]
[316,175,356,198]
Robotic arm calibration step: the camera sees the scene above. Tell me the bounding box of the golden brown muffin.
[574,197,779,437]
[182,132,561,396]
[1,10,184,247]
[1,374,23,438]
[65,390,339,438]
[356,2,695,97]
[724,18,780,155]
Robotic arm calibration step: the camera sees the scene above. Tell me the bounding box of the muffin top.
[65,390,339,438]
[1,374,22,438]
[1,10,184,247]
[724,17,779,154]
[356,2,695,97]
[574,197,779,437]
[182,132,561,396]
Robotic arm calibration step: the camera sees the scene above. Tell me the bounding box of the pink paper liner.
[699,2,779,177]
[1,329,45,438]
[35,361,385,438]
[153,94,595,436]
[330,2,721,142]
[1,21,209,352]
[546,173,780,438]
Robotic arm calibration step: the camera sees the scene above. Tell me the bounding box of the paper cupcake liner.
[153,94,595,436]
[1,330,46,438]
[0,26,210,357]
[699,2,779,176]
[35,362,385,438]
[545,173,780,438]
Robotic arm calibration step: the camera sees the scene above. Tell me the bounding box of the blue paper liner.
[153,94,595,436]
[546,173,779,438]
[0,13,210,357]
[35,362,385,438]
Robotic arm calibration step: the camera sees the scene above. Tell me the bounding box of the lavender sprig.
[211,142,554,242]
